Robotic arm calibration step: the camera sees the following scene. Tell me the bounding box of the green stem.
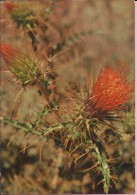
[36,80,61,122]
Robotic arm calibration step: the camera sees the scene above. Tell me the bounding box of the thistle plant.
[4,1,44,52]
[4,2,37,30]
[1,1,134,194]
[1,45,133,192]
[0,43,57,109]
[52,64,133,193]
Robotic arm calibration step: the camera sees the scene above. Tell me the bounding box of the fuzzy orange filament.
[92,66,133,111]
[0,44,18,65]
[84,65,133,119]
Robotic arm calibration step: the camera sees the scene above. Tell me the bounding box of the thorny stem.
[36,80,50,106]
[36,80,61,122]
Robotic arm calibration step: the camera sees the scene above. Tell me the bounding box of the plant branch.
[36,80,61,122]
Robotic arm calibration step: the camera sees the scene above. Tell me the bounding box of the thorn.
[70,144,82,155]
[74,152,89,165]
[82,163,98,172]
[110,176,117,186]
[97,179,104,186]
[51,47,70,60]
[19,143,33,153]
[7,133,16,147]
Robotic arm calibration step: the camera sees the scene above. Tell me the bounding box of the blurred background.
[1,0,134,194]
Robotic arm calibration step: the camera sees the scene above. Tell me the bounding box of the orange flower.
[91,66,133,111]
[4,2,17,12]
[84,65,133,119]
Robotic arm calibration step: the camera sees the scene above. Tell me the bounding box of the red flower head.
[92,66,133,111]
[4,2,17,12]
[84,65,133,119]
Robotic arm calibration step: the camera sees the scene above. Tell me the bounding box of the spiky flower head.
[0,44,41,86]
[5,2,37,30]
[84,65,133,119]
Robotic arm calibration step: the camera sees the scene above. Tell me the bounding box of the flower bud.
[0,44,41,86]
